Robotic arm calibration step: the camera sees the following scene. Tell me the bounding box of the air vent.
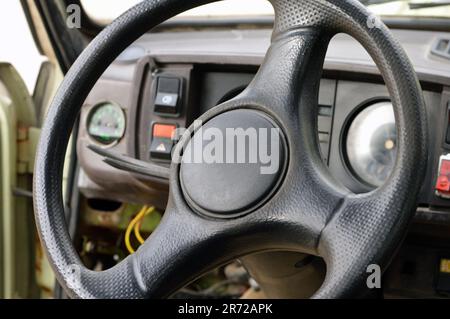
[318,104,333,164]
[431,38,450,60]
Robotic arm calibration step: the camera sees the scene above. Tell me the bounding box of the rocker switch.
[154,77,181,114]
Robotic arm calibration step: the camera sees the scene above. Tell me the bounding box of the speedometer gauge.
[87,102,126,146]
[345,101,397,187]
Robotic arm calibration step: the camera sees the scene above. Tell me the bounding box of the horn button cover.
[180,109,287,218]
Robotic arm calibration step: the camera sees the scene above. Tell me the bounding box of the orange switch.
[153,123,176,139]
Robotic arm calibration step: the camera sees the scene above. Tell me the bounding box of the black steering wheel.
[33,0,427,298]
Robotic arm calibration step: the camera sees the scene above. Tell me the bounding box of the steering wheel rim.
[33,0,427,299]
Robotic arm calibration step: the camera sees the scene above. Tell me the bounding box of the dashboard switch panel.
[154,76,182,114]
[435,154,450,199]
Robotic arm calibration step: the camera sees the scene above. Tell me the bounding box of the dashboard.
[77,28,450,212]
[74,26,450,298]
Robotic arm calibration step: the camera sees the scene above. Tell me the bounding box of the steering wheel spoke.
[314,189,413,298]
[131,197,241,298]
[131,178,305,297]
[241,28,332,118]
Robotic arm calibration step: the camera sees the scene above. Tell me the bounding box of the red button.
[436,175,450,193]
[153,123,176,139]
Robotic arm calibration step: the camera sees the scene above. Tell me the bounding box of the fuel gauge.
[87,102,126,146]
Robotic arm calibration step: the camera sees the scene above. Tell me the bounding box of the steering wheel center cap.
[180,109,287,218]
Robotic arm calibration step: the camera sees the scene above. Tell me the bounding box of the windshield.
[81,0,450,24]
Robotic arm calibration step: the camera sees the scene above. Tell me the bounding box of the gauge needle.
[88,144,170,180]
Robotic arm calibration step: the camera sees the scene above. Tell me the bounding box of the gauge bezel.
[86,101,126,148]
[340,97,394,189]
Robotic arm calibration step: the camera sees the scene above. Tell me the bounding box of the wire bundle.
[124,206,155,253]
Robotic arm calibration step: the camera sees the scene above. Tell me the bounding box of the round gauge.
[345,101,397,187]
[87,102,126,146]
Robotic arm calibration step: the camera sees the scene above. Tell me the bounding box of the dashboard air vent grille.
[431,38,450,60]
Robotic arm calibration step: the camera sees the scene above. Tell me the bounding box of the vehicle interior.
[2,0,450,299]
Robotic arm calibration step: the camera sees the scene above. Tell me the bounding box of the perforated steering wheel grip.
[34,0,427,299]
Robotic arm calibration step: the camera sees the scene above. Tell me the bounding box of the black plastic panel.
[328,80,442,207]
[197,72,337,163]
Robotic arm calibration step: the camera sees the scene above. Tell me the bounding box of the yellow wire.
[124,206,148,254]
[134,206,155,244]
